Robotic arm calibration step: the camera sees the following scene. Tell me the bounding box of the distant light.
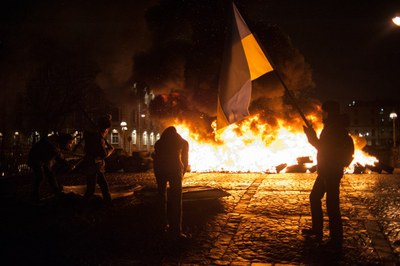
[141,114,146,118]
[392,16,400,26]
[390,112,398,119]
[120,121,127,127]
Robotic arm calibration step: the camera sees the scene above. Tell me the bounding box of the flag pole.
[250,31,313,128]
[272,62,313,128]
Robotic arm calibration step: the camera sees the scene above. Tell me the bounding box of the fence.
[0,146,32,178]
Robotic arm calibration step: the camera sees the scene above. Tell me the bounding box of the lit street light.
[120,121,127,152]
[390,112,397,147]
[392,16,400,26]
[390,112,398,167]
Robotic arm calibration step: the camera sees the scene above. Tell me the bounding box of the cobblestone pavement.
[178,172,400,265]
[2,171,400,265]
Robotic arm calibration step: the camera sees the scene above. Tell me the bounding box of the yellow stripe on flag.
[241,34,273,80]
[216,3,275,131]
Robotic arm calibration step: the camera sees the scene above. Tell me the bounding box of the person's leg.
[44,165,62,196]
[97,172,111,202]
[325,174,343,243]
[156,173,168,230]
[168,173,183,236]
[84,172,97,199]
[31,164,44,201]
[308,175,326,238]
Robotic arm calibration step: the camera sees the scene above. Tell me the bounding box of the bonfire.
[173,114,379,174]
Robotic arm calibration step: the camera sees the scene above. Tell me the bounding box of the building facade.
[106,82,160,155]
[344,100,399,147]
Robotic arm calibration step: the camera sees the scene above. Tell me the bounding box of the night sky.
[1,0,400,116]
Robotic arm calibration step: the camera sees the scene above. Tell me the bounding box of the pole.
[393,118,396,148]
[122,129,126,151]
[138,103,141,151]
[250,26,312,128]
[274,69,312,128]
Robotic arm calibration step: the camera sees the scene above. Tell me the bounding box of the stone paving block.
[230,262,251,266]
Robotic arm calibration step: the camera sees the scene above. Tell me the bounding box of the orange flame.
[173,114,378,173]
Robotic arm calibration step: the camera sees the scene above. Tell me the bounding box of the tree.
[24,42,108,134]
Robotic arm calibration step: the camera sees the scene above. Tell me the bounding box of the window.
[143,131,148,146]
[150,132,155,146]
[111,130,119,144]
[132,130,137,145]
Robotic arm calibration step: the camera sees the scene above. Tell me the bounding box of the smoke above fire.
[1,0,317,131]
[87,1,381,173]
[132,0,316,125]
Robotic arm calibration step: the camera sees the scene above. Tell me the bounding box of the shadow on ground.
[0,191,225,265]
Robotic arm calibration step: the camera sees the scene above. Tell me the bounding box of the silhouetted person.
[302,101,354,252]
[28,133,74,202]
[153,126,189,240]
[82,114,114,203]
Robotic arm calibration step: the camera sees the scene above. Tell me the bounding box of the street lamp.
[392,16,400,26]
[120,121,127,152]
[390,112,398,167]
[390,112,397,147]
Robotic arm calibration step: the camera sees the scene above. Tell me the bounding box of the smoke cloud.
[0,0,158,101]
[134,0,316,125]
[0,0,317,131]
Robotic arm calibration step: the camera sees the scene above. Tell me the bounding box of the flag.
[217,3,274,130]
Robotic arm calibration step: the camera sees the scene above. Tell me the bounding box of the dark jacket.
[83,131,111,160]
[153,129,189,175]
[306,114,354,173]
[28,136,63,167]
[82,130,113,173]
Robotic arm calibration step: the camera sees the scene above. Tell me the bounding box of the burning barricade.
[171,114,384,174]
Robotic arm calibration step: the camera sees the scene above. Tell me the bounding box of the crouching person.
[28,133,75,202]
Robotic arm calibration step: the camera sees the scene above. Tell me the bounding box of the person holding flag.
[302,101,354,252]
